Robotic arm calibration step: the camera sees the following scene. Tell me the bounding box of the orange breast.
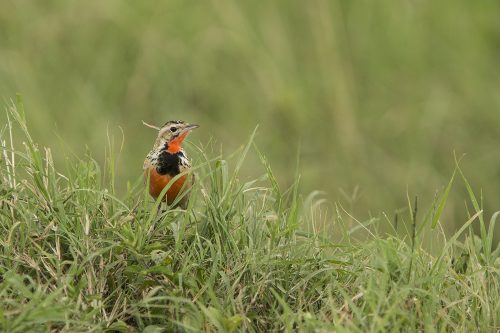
[147,167,188,205]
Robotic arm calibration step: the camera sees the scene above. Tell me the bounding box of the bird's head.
[144,120,199,153]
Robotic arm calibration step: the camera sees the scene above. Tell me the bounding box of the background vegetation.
[1,2,500,330]
[1,2,499,242]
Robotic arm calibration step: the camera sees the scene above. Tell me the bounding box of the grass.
[1,100,499,332]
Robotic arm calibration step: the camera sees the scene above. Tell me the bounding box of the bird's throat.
[166,132,189,153]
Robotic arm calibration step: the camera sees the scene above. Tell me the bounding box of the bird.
[143,120,199,209]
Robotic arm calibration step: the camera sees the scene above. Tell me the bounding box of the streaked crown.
[157,120,199,142]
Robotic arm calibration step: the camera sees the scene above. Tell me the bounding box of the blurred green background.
[1,0,499,239]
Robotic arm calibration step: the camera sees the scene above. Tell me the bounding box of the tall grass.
[1,101,498,332]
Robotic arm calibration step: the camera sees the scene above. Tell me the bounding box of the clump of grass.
[0,100,499,332]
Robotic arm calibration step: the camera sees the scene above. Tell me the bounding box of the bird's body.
[143,120,198,208]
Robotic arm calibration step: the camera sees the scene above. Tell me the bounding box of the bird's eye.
[171,127,177,132]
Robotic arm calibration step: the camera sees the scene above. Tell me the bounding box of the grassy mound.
[0,101,498,332]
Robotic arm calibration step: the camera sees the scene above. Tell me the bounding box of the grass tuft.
[1,101,499,332]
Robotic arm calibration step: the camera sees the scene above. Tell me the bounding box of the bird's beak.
[184,124,200,131]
